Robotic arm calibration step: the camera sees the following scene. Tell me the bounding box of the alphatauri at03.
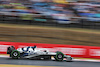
[7,46,73,62]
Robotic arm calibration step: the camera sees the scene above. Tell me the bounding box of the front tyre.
[11,50,20,59]
[55,52,64,61]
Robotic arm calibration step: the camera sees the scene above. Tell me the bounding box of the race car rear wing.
[7,46,16,54]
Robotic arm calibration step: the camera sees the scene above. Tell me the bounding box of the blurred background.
[0,0,100,25]
[0,0,100,46]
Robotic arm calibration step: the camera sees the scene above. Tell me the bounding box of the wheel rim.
[13,52,18,57]
[58,54,62,58]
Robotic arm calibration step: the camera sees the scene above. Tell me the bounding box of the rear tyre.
[55,52,64,61]
[11,50,20,59]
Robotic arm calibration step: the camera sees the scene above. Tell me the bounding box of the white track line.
[73,59,100,62]
[0,55,9,58]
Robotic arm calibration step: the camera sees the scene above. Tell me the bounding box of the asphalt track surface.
[0,57,100,67]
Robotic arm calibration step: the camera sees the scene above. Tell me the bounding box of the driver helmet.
[34,45,36,48]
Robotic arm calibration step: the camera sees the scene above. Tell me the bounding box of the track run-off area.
[0,55,100,67]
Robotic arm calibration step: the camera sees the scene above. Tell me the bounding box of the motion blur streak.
[0,0,100,25]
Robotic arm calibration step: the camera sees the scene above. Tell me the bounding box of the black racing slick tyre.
[55,52,64,61]
[11,50,20,59]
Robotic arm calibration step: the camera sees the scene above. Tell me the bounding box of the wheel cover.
[13,52,18,56]
[58,54,63,58]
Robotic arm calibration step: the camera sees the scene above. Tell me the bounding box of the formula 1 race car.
[7,46,73,62]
